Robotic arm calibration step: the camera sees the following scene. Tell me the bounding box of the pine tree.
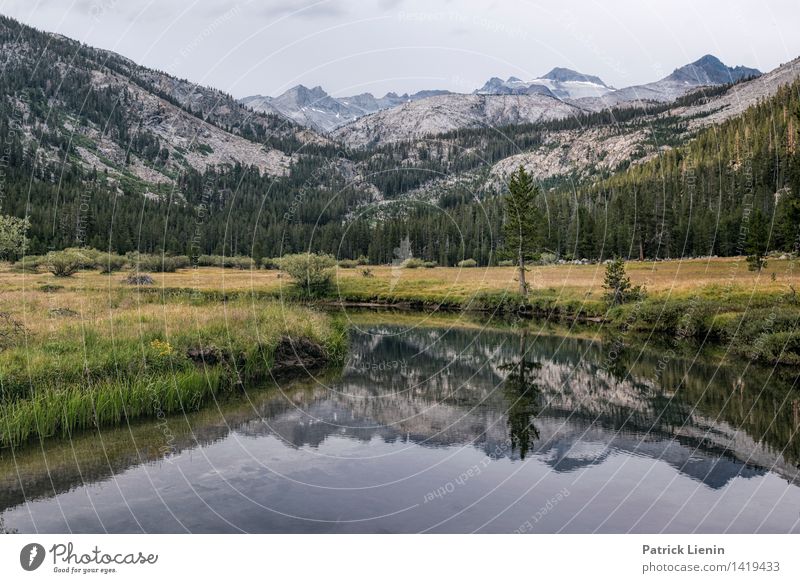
[502,166,541,296]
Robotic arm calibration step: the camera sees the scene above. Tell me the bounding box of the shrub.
[43,250,91,277]
[603,257,646,306]
[130,253,180,273]
[39,284,64,293]
[422,261,438,268]
[338,259,358,269]
[279,253,336,296]
[355,255,369,265]
[497,260,514,267]
[196,254,254,269]
[402,258,425,269]
[457,258,478,268]
[96,253,127,273]
[172,255,191,269]
[538,252,557,265]
[197,254,220,267]
[746,254,767,272]
[0,214,29,260]
[230,256,255,270]
[12,255,43,272]
[62,247,101,269]
[260,257,281,270]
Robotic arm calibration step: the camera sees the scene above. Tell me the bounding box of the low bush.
[43,250,92,277]
[12,255,44,272]
[197,254,220,267]
[402,258,425,269]
[457,258,478,268]
[197,254,254,269]
[172,255,191,269]
[261,257,281,270]
[338,259,358,269]
[96,253,128,273]
[280,253,336,297]
[39,284,64,293]
[0,312,26,352]
[129,253,181,273]
[537,252,558,265]
[603,258,646,306]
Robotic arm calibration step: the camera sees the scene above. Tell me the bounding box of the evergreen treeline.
[7,79,800,265]
[549,82,800,260]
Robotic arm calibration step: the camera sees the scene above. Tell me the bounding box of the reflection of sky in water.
[1,325,799,533]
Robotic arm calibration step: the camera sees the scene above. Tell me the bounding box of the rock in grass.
[124,273,155,285]
[48,307,79,318]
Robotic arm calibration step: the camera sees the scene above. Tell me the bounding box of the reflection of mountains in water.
[2,325,799,512]
[244,327,800,488]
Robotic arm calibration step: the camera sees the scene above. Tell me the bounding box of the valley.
[0,5,799,541]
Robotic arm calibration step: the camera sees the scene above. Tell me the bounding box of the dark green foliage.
[501,166,542,262]
[745,209,769,271]
[500,333,541,460]
[603,258,645,306]
[502,166,542,293]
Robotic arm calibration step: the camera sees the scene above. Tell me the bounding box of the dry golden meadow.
[3,256,797,306]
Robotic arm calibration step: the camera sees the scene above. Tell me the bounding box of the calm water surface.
[2,316,799,533]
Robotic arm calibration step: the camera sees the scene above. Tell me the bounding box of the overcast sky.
[2,0,799,98]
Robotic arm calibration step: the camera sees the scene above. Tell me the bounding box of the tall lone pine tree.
[502,166,541,296]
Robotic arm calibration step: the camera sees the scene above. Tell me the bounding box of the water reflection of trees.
[500,331,541,460]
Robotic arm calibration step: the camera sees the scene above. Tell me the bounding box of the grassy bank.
[0,280,347,448]
[2,255,799,423]
[327,258,800,366]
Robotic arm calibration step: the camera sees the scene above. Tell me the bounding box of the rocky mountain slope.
[0,15,325,191]
[331,54,764,150]
[506,57,790,180]
[241,85,451,133]
[332,93,586,147]
[678,56,800,128]
[576,54,761,109]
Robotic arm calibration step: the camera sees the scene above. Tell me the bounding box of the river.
[1,314,799,533]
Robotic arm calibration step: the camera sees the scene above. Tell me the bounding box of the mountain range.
[242,55,761,135]
[241,86,452,133]
[474,67,613,99]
